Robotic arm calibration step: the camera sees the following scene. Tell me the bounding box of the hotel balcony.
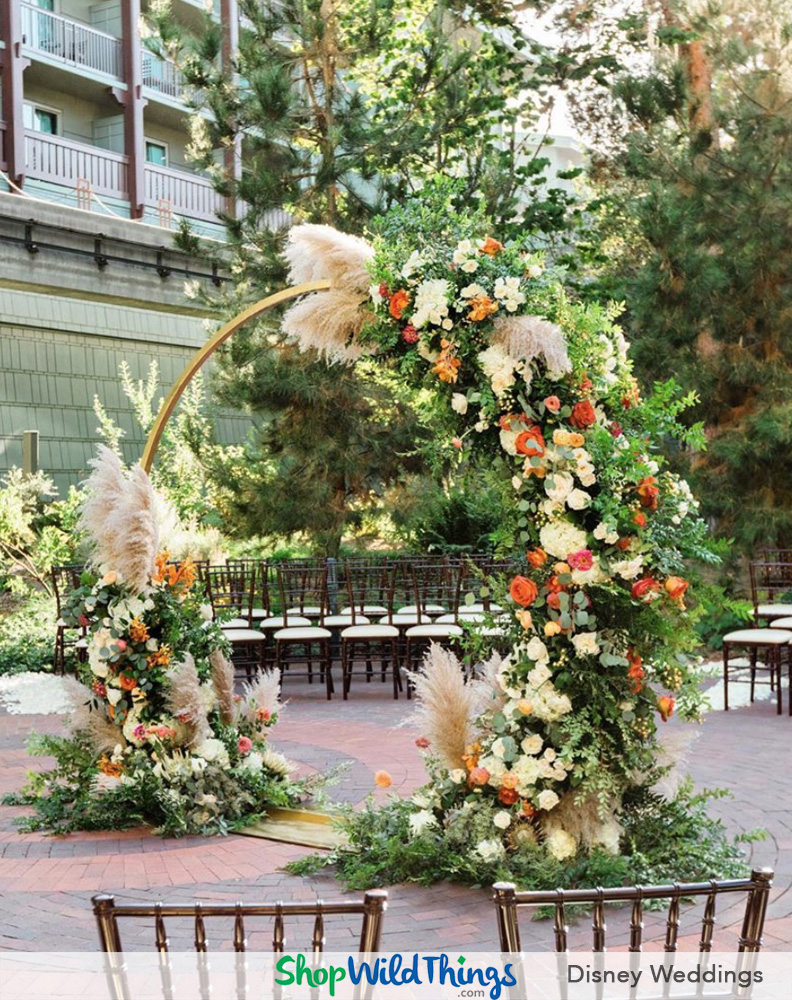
[20,3,122,81]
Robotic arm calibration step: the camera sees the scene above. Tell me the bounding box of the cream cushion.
[341,624,399,639]
[324,614,370,627]
[259,616,311,629]
[224,628,266,643]
[723,628,792,645]
[755,603,792,618]
[221,617,250,629]
[770,617,792,629]
[397,604,446,615]
[273,626,332,641]
[341,605,388,616]
[406,624,463,638]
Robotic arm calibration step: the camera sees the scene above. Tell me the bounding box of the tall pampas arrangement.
[281,224,375,362]
[165,654,210,747]
[407,644,482,772]
[63,677,127,754]
[239,669,282,726]
[79,445,160,592]
[210,648,236,726]
[492,315,572,377]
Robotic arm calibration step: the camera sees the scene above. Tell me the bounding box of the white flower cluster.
[411,279,452,329]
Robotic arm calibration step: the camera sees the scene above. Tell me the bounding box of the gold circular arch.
[141,279,331,473]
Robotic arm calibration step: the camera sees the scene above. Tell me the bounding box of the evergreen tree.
[146,1,583,553]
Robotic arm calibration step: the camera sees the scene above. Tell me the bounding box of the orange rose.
[389,289,410,319]
[119,674,137,691]
[616,537,632,551]
[375,770,392,788]
[657,695,675,722]
[510,575,538,608]
[468,766,491,787]
[569,400,596,429]
[515,426,545,457]
[568,432,585,448]
[479,236,504,256]
[632,511,648,528]
[522,801,536,818]
[627,650,644,694]
[498,786,520,805]
[631,577,662,602]
[637,476,659,510]
[665,576,689,607]
[468,295,499,322]
[527,547,548,569]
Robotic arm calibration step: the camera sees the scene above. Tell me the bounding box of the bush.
[0,593,58,676]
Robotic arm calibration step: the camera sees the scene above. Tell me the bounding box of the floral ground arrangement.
[283,193,755,888]
[5,448,308,836]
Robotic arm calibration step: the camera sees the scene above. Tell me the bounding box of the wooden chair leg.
[391,639,400,699]
[342,640,350,700]
[750,646,757,703]
[323,640,333,701]
[723,643,730,712]
[775,646,782,715]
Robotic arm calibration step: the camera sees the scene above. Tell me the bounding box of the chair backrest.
[277,563,329,625]
[92,889,388,953]
[492,868,773,953]
[343,560,396,624]
[228,558,269,616]
[749,559,792,608]
[51,563,84,617]
[204,564,253,619]
[410,559,458,623]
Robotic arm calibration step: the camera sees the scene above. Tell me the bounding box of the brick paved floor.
[0,678,790,952]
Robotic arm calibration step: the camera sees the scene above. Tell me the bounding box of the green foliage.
[0,592,59,676]
[288,782,755,892]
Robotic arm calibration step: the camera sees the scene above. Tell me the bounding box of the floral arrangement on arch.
[11,447,308,836]
[280,195,719,872]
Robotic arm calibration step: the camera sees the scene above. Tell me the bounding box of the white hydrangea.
[239,751,263,773]
[539,519,588,560]
[478,345,517,397]
[545,828,577,860]
[494,276,526,312]
[195,738,229,767]
[410,279,450,328]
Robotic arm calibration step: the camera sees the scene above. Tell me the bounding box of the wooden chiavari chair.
[749,558,792,623]
[403,561,464,690]
[92,889,387,1000]
[493,869,773,1000]
[273,564,334,698]
[204,565,265,679]
[340,561,402,699]
[51,563,87,674]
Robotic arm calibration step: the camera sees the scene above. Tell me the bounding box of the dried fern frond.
[282,290,373,363]
[210,647,236,726]
[284,223,374,292]
[492,315,571,377]
[407,644,478,771]
[63,677,126,754]
[165,654,210,746]
[240,669,282,726]
[79,445,159,591]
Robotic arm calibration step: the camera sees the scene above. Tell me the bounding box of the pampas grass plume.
[240,669,282,726]
[63,677,127,753]
[492,315,572,376]
[407,644,478,772]
[210,648,236,726]
[165,654,210,746]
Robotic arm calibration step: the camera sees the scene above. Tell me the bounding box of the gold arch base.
[141,279,331,473]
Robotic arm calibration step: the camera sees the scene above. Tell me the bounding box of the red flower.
[378,282,389,299]
[616,537,632,551]
[631,577,662,602]
[401,324,419,344]
[498,786,520,806]
[657,695,675,722]
[238,736,253,756]
[632,511,647,528]
[92,681,106,697]
[515,427,545,458]
[544,395,561,413]
[78,615,91,627]
[547,591,562,611]
[570,400,596,429]
[609,422,623,437]
[510,576,539,607]
[637,476,659,510]
[415,736,430,750]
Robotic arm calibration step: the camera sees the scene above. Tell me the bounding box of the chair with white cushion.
[340,561,402,699]
[404,561,464,692]
[749,558,792,623]
[273,564,333,699]
[722,628,791,715]
[205,565,265,679]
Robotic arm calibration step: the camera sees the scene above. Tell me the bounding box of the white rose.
[491,738,506,759]
[106,686,122,705]
[460,282,486,298]
[521,734,543,755]
[442,318,454,331]
[572,632,600,657]
[460,259,479,273]
[525,636,549,665]
[543,748,557,762]
[474,838,506,863]
[451,393,468,415]
[567,488,591,510]
[526,264,543,278]
[493,810,513,830]
[612,556,644,581]
[545,472,574,503]
[537,789,560,811]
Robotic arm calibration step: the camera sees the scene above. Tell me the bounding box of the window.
[23,103,61,135]
[145,140,168,167]
[35,0,56,10]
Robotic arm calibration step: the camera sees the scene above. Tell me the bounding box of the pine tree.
[145,0,579,553]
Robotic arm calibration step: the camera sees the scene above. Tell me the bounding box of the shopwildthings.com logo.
[275,953,518,998]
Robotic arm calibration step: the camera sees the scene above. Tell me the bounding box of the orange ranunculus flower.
[665,576,689,607]
[468,295,499,322]
[570,400,596,429]
[129,617,150,644]
[479,236,504,256]
[527,547,547,569]
[468,766,491,787]
[498,786,520,806]
[637,476,660,510]
[515,426,545,457]
[389,289,410,319]
[146,645,172,669]
[657,695,675,722]
[633,511,648,528]
[119,674,138,691]
[627,650,644,694]
[374,770,392,789]
[616,537,632,551]
[510,575,538,608]
[522,800,536,818]
[97,755,123,778]
[631,577,662,602]
[462,742,482,771]
[432,339,462,383]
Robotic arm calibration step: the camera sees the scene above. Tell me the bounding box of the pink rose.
[115,639,127,652]
[544,395,561,413]
[238,736,253,756]
[452,437,463,449]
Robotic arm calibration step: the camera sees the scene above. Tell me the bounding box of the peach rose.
[468,766,491,786]
[527,547,548,569]
[637,476,659,510]
[544,395,561,413]
[479,236,504,256]
[665,576,689,607]
[657,695,675,722]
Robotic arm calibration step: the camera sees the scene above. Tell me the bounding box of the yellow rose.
[517,699,534,715]
[102,571,118,586]
[544,621,562,637]
[553,430,571,446]
[515,609,533,631]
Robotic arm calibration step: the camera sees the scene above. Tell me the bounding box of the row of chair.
[201,556,514,699]
[92,866,773,967]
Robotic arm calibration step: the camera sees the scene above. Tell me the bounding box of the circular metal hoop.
[141,279,331,472]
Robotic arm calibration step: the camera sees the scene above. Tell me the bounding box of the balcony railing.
[144,164,226,223]
[141,52,187,100]
[25,131,129,200]
[21,3,122,79]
